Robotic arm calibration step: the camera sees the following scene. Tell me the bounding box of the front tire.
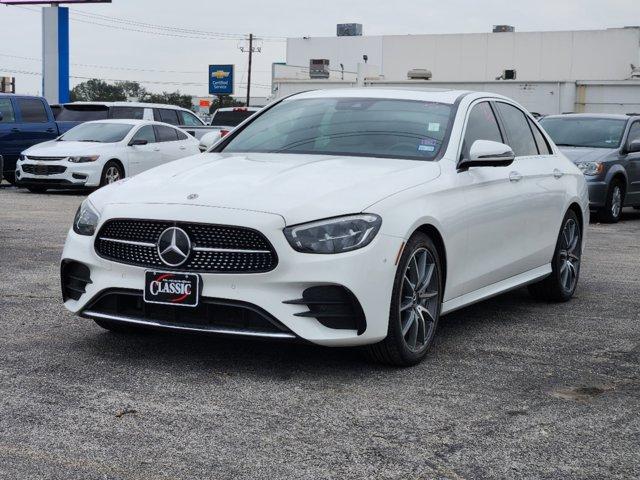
[598,180,624,223]
[364,232,442,367]
[100,161,124,187]
[528,210,582,302]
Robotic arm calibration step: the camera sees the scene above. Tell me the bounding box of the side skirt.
[441,264,552,315]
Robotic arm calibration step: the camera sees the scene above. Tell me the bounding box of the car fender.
[604,163,628,189]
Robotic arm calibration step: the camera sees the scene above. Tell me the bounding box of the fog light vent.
[284,285,366,334]
[61,260,92,301]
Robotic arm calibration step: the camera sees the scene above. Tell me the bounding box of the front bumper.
[61,203,402,347]
[585,180,608,209]
[16,159,102,189]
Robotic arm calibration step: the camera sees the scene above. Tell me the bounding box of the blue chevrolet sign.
[209,65,234,95]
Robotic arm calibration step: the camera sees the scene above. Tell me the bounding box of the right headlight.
[284,214,382,254]
[73,199,100,236]
[576,161,603,176]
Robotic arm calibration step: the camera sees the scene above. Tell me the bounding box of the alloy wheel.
[399,247,439,352]
[611,185,622,219]
[558,218,581,293]
[104,166,121,184]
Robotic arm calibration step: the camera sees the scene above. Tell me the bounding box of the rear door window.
[628,122,640,144]
[110,106,145,120]
[156,109,180,125]
[154,125,179,142]
[0,98,16,123]
[528,118,552,155]
[494,102,538,157]
[210,109,254,127]
[462,102,503,159]
[17,98,49,123]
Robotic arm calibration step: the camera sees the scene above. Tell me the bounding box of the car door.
[455,100,530,294]
[174,129,196,158]
[127,125,161,175]
[493,101,566,271]
[623,121,640,205]
[153,124,181,167]
[14,98,57,153]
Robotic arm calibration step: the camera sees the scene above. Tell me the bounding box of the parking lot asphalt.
[0,184,638,480]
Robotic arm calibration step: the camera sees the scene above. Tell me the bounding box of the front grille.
[82,289,294,338]
[25,155,67,162]
[95,219,278,273]
[22,164,67,175]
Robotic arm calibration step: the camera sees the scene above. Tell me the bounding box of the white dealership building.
[273,26,640,115]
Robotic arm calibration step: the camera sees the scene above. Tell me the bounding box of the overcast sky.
[1,0,638,98]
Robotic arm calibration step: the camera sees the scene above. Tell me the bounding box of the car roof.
[542,113,636,121]
[62,101,192,112]
[216,107,261,112]
[71,119,176,127]
[289,88,475,104]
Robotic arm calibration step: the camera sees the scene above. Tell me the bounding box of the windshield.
[59,123,133,143]
[540,117,627,148]
[56,105,109,122]
[221,98,453,160]
[210,110,256,127]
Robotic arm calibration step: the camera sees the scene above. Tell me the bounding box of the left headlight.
[576,161,603,176]
[284,214,382,254]
[73,199,100,236]
[68,155,99,163]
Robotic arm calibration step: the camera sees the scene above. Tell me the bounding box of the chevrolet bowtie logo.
[211,70,230,79]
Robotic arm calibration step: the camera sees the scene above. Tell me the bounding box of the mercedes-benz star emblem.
[157,227,191,267]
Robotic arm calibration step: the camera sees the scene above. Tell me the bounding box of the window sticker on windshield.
[418,138,438,153]
[428,122,440,132]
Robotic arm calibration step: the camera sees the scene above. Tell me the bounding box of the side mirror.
[129,139,148,146]
[626,139,640,154]
[459,140,516,170]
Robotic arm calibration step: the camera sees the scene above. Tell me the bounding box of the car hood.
[558,146,617,163]
[23,140,117,156]
[91,152,441,225]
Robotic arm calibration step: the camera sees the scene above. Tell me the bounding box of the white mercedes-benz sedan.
[61,89,589,366]
[16,120,199,193]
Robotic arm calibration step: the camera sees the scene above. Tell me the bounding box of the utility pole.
[239,34,261,107]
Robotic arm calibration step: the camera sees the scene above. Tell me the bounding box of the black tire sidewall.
[601,180,624,223]
[550,210,581,301]
[387,233,443,365]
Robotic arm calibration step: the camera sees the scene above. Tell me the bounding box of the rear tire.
[364,232,443,367]
[528,209,582,302]
[597,180,624,223]
[99,161,124,187]
[94,319,145,334]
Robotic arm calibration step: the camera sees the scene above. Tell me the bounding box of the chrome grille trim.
[192,246,271,254]
[83,311,296,339]
[25,155,67,161]
[100,237,156,248]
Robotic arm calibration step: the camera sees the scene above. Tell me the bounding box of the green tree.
[209,95,245,113]
[70,79,126,102]
[115,81,148,101]
[147,91,193,110]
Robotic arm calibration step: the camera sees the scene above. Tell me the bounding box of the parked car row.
[0,94,231,184]
[15,120,200,192]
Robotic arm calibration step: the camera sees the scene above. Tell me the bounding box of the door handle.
[46,128,55,133]
[10,128,20,133]
[153,148,161,152]
[509,171,523,182]
[553,168,564,179]
[179,146,186,150]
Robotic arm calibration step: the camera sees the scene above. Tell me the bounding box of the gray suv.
[540,114,640,222]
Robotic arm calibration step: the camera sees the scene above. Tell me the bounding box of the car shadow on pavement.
[70,288,533,375]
